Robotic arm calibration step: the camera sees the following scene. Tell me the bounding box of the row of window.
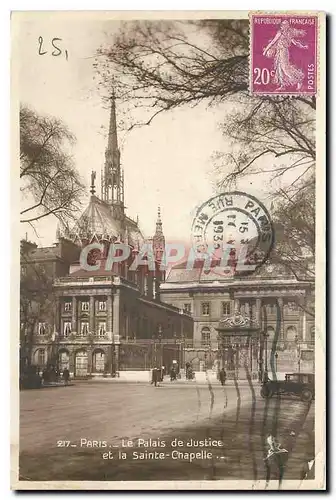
[199,325,315,345]
[63,321,107,337]
[180,302,231,316]
[63,300,107,312]
[37,322,107,337]
[200,301,231,316]
[62,299,297,316]
[34,349,106,372]
[183,302,298,317]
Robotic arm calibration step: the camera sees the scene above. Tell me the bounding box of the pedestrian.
[160,366,165,382]
[42,367,49,385]
[186,366,193,380]
[63,367,70,386]
[219,368,226,386]
[170,366,176,382]
[151,367,158,387]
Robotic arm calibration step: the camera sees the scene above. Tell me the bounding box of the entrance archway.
[34,348,46,367]
[216,311,260,379]
[75,350,88,377]
[92,350,106,373]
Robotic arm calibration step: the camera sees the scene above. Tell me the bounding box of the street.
[19,380,314,482]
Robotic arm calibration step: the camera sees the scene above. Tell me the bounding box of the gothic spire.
[101,92,124,216]
[153,206,165,263]
[90,170,96,195]
[107,89,119,155]
[154,206,163,237]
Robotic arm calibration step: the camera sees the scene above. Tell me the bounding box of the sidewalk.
[86,370,264,386]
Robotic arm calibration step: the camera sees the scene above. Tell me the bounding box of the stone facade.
[31,273,193,376]
[160,265,315,376]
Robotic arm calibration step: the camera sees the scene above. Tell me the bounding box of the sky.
[17,13,280,248]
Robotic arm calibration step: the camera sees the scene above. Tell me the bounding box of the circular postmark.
[191,191,274,276]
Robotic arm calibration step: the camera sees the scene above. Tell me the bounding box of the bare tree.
[95,19,316,295]
[215,95,315,194]
[96,20,315,183]
[20,105,85,227]
[95,20,249,124]
[272,176,315,269]
[20,251,55,365]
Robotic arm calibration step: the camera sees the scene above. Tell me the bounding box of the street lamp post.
[173,332,178,369]
[111,333,116,377]
[264,332,269,378]
[181,333,185,371]
[158,325,162,368]
[275,351,278,373]
[295,336,301,373]
[152,334,156,367]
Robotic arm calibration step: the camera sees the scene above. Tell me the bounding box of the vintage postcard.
[11,10,326,490]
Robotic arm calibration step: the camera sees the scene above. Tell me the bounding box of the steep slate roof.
[68,195,144,247]
[165,259,298,283]
[70,195,122,241]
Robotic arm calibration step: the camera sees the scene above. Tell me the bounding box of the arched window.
[38,323,46,335]
[286,326,297,341]
[35,349,45,367]
[201,327,211,346]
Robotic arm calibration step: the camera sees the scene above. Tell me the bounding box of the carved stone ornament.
[219,312,257,328]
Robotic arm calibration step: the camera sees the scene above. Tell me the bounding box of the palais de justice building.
[21,97,315,378]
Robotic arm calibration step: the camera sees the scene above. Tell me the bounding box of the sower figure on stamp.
[262,20,308,91]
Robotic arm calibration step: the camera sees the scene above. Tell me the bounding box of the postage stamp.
[11,10,326,492]
[250,13,318,95]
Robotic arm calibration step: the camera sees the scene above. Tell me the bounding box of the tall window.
[222,301,231,315]
[63,322,72,337]
[201,302,210,316]
[80,322,89,336]
[201,327,211,346]
[98,300,106,311]
[183,303,192,314]
[81,301,89,312]
[286,326,297,341]
[94,351,105,372]
[38,322,46,335]
[36,349,45,366]
[64,301,71,312]
[310,326,315,342]
[98,322,106,337]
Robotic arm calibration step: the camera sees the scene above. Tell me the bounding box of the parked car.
[260,373,315,402]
